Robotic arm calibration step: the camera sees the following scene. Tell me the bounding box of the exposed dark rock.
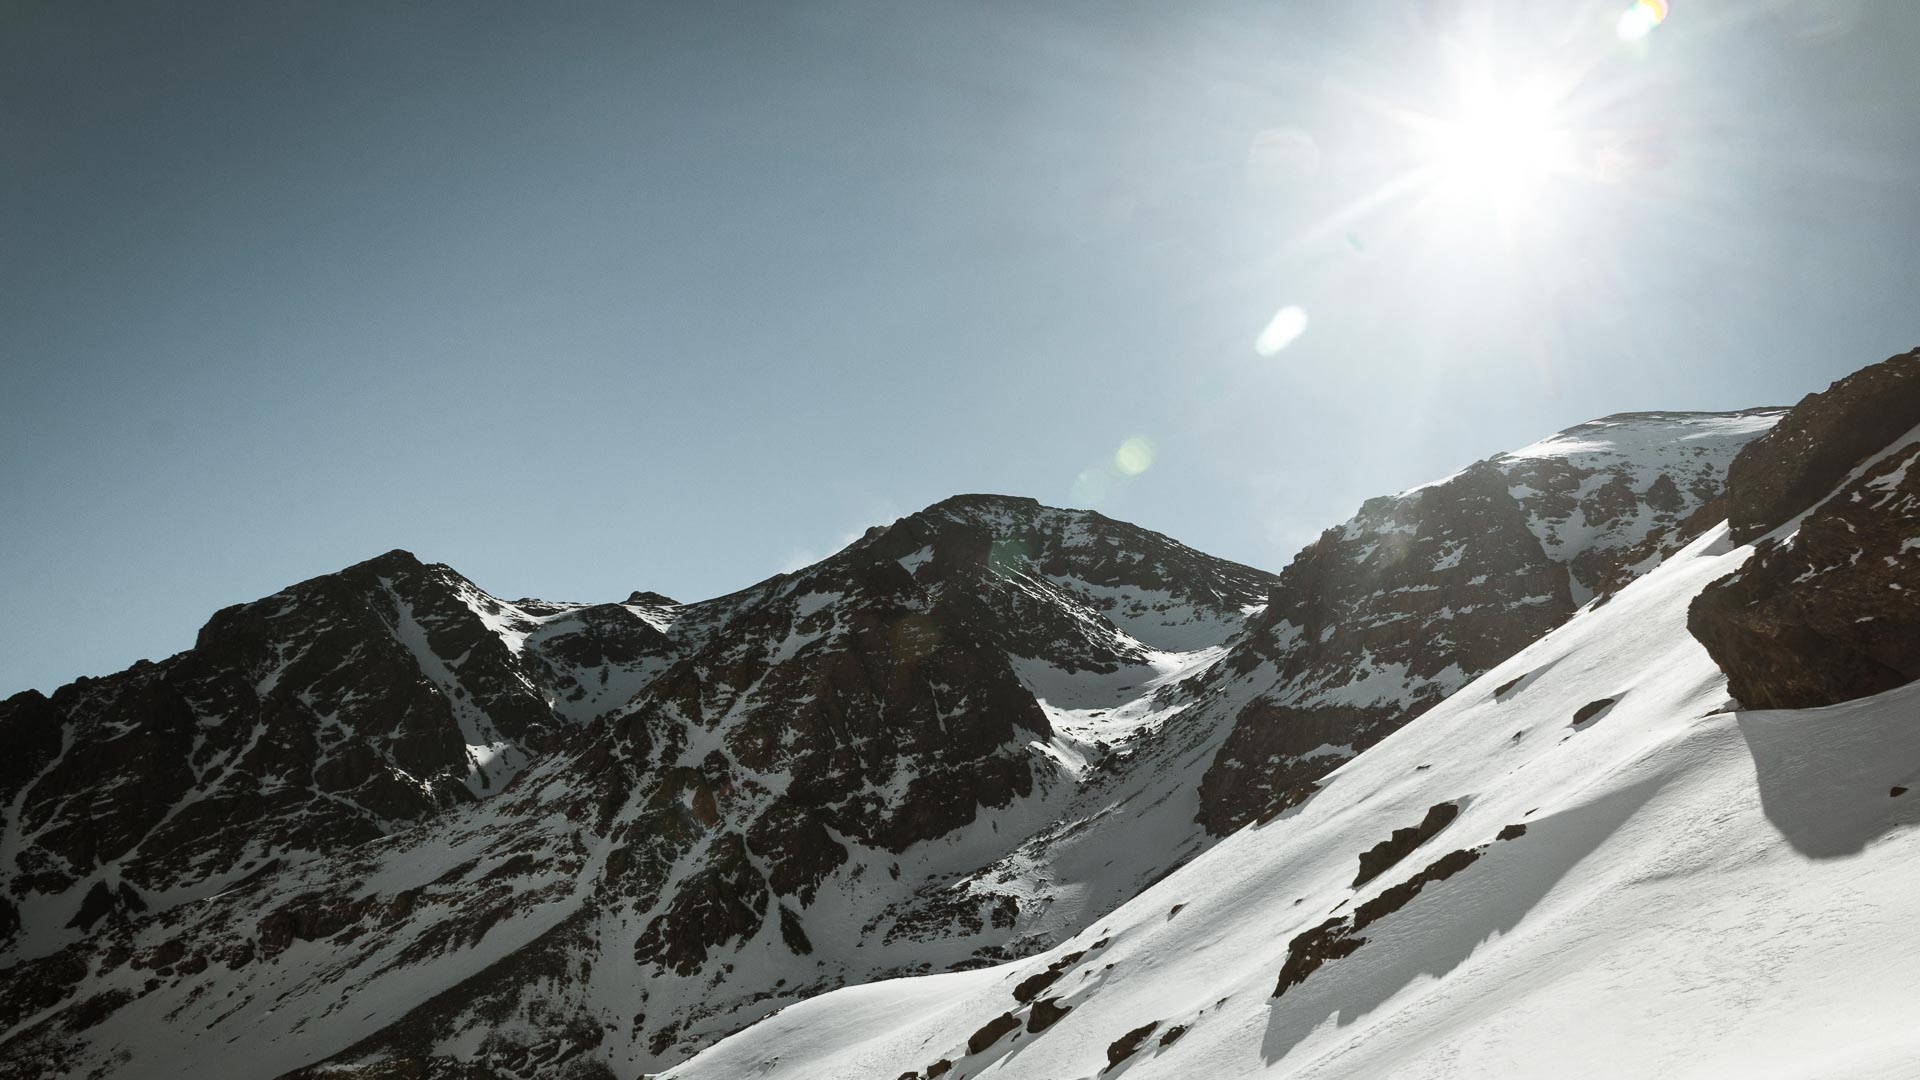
[1013,950,1085,1003]
[926,1058,952,1076]
[1276,846,1485,999]
[966,1011,1020,1054]
[778,905,813,956]
[1353,847,1482,931]
[634,833,769,976]
[1200,462,1574,834]
[0,690,63,807]
[63,882,123,933]
[1725,350,1920,542]
[1,549,633,960]
[1028,996,1072,1033]
[1497,823,1528,841]
[746,798,848,906]
[1692,368,1920,708]
[1200,411,1775,835]
[1106,1021,1160,1070]
[1273,917,1367,999]
[1352,802,1459,887]
[1013,966,1065,1004]
[257,890,380,956]
[1571,697,1618,726]
[1158,1024,1187,1046]
[0,949,89,1034]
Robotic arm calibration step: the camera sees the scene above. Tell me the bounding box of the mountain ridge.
[3,392,1893,1079]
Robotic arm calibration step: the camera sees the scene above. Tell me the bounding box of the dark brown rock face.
[0,550,634,961]
[1724,350,1920,543]
[1199,462,1573,833]
[635,833,770,976]
[1028,996,1072,1033]
[1106,1021,1160,1070]
[1274,844,1488,1000]
[1691,380,1920,708]
[1196,410,1781,835]
[0,493,1281,1079]
[569,495,1278,1054]
[1352,802,1459,887]
[966,1011,1020,1054]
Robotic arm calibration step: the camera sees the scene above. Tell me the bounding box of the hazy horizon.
[7,0,1918,694]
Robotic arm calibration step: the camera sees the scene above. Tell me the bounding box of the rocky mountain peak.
[1195,406,1786,834]
[0,548,659,964]
[623,589,679,608]
[4,385,1895,1080]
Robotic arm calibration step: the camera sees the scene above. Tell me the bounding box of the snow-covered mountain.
[0,550,729,966]
[3,352,1915,1080]
[1195,407,1784,835]
[0,497,1285,1077]
[665,351,1920,1080]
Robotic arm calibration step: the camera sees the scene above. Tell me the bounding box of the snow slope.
[669,519,1920,1080]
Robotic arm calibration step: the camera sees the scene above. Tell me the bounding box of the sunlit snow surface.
[671,523,1920,1079]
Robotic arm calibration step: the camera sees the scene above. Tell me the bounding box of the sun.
[1421,74,1573,216]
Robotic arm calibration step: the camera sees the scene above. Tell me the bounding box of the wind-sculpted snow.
[666,521,1920,1080]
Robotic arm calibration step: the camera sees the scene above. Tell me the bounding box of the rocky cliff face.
[1690,352,1920,708]
[0,496,1279,1078]
[1194,410,1786,834]
[0,549,677,962]
[1722,349,1920,544]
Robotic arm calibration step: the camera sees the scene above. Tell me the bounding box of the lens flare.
[1114,437,1155,476]
[1617,0,1669,40]
[1255,305,1310,356]
[1070,468,1113,506]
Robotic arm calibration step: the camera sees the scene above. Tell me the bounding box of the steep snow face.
[1195,409,1785,834]
[667,520,1920,1080]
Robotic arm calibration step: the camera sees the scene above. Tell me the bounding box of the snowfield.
[667,522,1920,1080]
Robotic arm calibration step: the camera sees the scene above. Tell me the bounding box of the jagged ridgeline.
[12,356,1913,1080]
[669,353,1920,1080]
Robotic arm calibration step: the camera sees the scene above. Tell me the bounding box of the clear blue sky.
[5,0,1918,694]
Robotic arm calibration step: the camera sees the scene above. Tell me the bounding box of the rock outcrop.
[1724,349,1920,543]
[1690,353,1920,708]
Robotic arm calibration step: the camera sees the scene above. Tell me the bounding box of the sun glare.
[1422,74,1572,217]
